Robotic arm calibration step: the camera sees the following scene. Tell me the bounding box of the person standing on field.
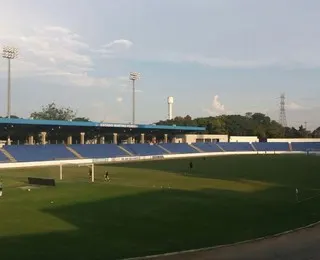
[189,161,193,173]
[104,171,110,182]
[0,179,3,197]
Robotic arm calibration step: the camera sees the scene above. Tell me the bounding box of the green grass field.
[0,154,320,260]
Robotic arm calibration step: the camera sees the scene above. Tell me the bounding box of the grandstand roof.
[0,118,205,134]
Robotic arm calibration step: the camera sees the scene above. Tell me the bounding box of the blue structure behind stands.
[0,150,9,162]
[121,144,166,156]
[160,143,198,154]
[4,145,75,162]
[71,144,127,158]
[192,143,222,152]
[253,142,290,151]
[218,142,254,151]
[291,142,320,152]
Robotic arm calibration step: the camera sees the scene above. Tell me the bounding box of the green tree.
[9,115,20,119]
[30,103,76,121]
[207,117,228,134]
[0,115,20,119]
[297,125,311,138]
[73,117,90,122]
[266,120,284,138]
[284,127,300,138]
[154,113,319,139]
[312,127,320,138]
[245,112,253,118]
[184,115,192,121]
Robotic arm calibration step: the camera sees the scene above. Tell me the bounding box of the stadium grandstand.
[0,117,205,145]
[0,117,320,163]
[0,117,207,162]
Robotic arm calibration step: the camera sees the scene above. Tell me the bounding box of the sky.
[0,0,320,130]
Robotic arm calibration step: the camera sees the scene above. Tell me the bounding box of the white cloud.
[49,57,56,64]
[204,95,226,115]
[66,73,110,88]
[95,39,133,57]
[139,51,283,69]
[43,26,72,35]
[133,47,320,69]
[104,39,133,49]
[121,88,143,93]
[116,97,123,103]
[0,25,126,88]
[180,54,277,69]
[0,26,92,73]
[287,101,308,111]
[212,95,225,112]
[124,50,280,69]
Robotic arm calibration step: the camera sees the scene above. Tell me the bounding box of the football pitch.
[0,154,320,260]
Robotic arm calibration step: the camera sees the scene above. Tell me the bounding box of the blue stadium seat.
[4,145,76,162]
[121,144,166,156]
[4,142,320,163]
[70,144,127,158]
[291,142,320,152]
[253,142,290,151]
[0,150,9,162]
[160,143,198,154]
[192,143,222,152]
[218,142,254,152]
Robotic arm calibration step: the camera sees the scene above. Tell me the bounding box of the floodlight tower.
[2,46,18,118]
[167,96,174,120]
[129,72,140,124]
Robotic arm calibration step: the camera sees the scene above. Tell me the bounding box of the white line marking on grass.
[298,193,320,203]
[106,182,158,189]
[19,185,41,190]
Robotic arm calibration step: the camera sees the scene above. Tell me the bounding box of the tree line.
[156,113,320,139]
[1,103,319,138]
[0,103,90,122]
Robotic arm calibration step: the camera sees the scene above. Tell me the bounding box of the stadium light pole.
[129,72,140,124]
[2,46,18,118]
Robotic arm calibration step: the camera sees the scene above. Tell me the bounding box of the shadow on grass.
[109,155,320,189]
[1,186,320,260]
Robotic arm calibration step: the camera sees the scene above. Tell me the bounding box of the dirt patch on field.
[150,223,320,260]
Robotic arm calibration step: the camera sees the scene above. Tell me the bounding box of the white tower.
[167,96,174,120]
